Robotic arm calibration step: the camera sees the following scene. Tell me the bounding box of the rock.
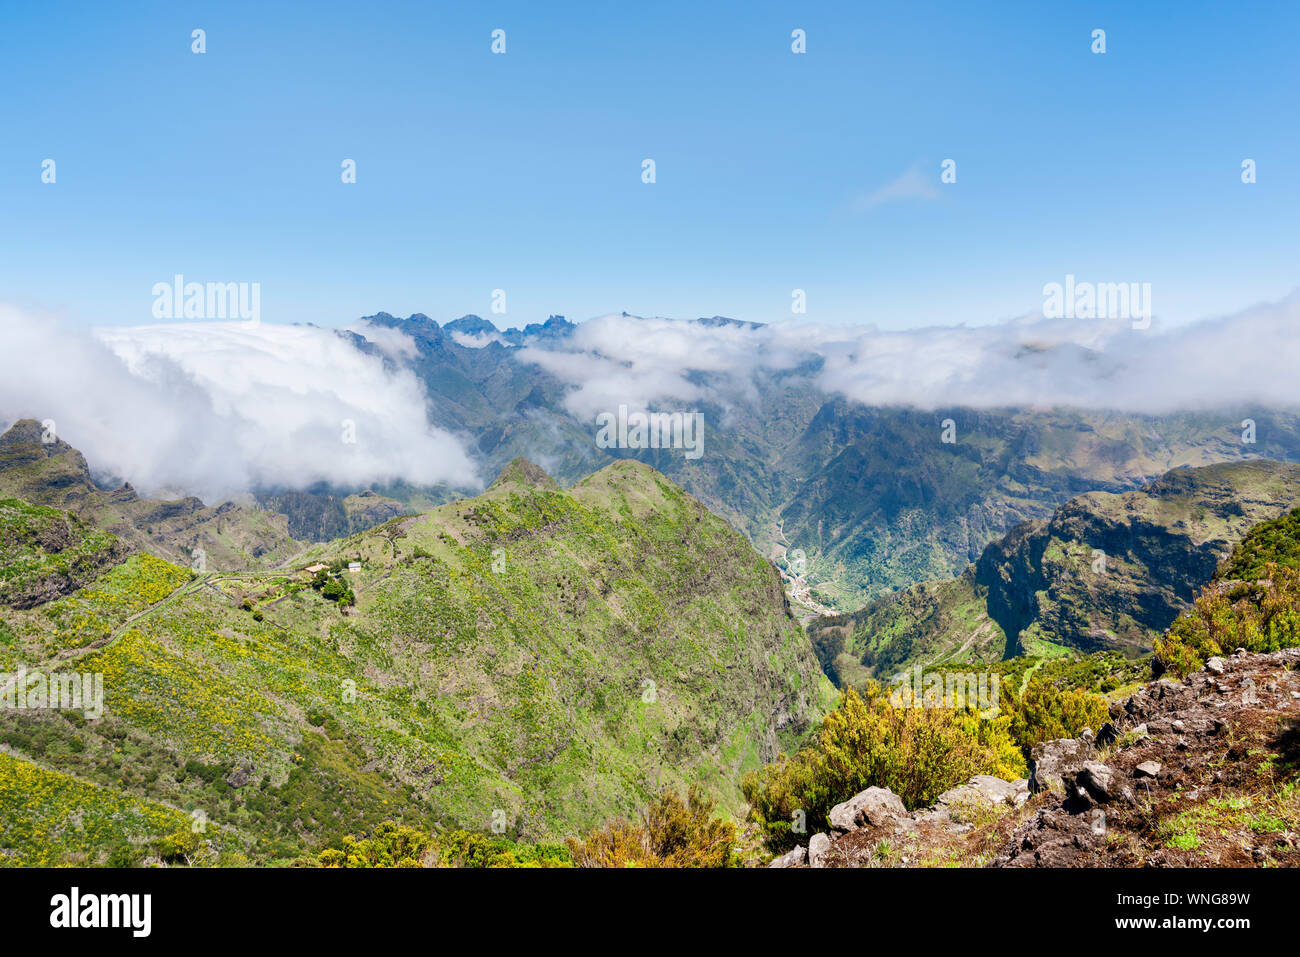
[1077,761,1118,803]
[224,766,252,788]
[1029,737,1094,793]
[1096,721,1120,746]
[807,833,831,868]
[1155,679,1183,698]
[1171,719,1185,733]
[768,845,806,868]
[1131,723,1148,738]
[828,786,908,831]
[935,775,1024,810]
[1205,657,1227,675]
[1135,761,1162,778]
[1235,648,1248,657]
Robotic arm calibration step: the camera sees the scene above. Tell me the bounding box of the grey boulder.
[828,786,908,832]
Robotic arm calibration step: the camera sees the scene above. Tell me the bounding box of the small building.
[304,563,329,575]
[347,562,361,573]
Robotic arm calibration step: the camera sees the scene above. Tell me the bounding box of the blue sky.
[2,0,1297,330]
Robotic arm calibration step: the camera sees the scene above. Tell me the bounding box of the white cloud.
[6,291,1300,505]
[512,293,1300,416]
[0,306,479,501]
[449,330,505,349]
[348,322,420,361]
[851,166,941,212]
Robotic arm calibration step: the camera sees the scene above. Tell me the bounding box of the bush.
[433,830,572,869]
[317,821,431,868]
[742,684,1026,851]
[154,829,200,862]
[317,822,572,868]
[1003,677,1109,751]
[566,786,740,868]
[1155,563,1300,677]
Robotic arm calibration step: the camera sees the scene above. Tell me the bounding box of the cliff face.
[0,498,133,608]
[811,459,1300,681]
[976,460,1300,657]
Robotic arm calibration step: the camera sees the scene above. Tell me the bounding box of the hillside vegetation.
[0,454,833,865]
[1156,502,1300,676]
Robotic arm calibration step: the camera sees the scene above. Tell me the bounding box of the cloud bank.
[4,291,1299,503]
[0,306,479,501]
[517,293,1300,418]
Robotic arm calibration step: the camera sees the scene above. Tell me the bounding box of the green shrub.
[320,577,354,606]
[1003,677,1109,751]
[1155,564,1300,676]
[317,821,431,868]
[434,830,572,869]
[742,684,1026,851]
[566,785,739,868]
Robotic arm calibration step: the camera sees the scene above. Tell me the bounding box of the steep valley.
[809,459,1300,685]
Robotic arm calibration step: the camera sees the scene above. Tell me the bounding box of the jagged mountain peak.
[0,417,80,461]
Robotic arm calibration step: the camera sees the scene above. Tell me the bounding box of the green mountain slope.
[0,497,132,608]
[0,456,833,864]
[809,459,1300,684]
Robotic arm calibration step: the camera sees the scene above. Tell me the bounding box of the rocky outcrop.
[935,775,1029,810]
[770,649,1300,869]
[807,833,832,868]
[767,845,806,868]
[995,647,1300,867]
[775,773,1030,867]
[1028,736,1094,793]
[0,499,134,608]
